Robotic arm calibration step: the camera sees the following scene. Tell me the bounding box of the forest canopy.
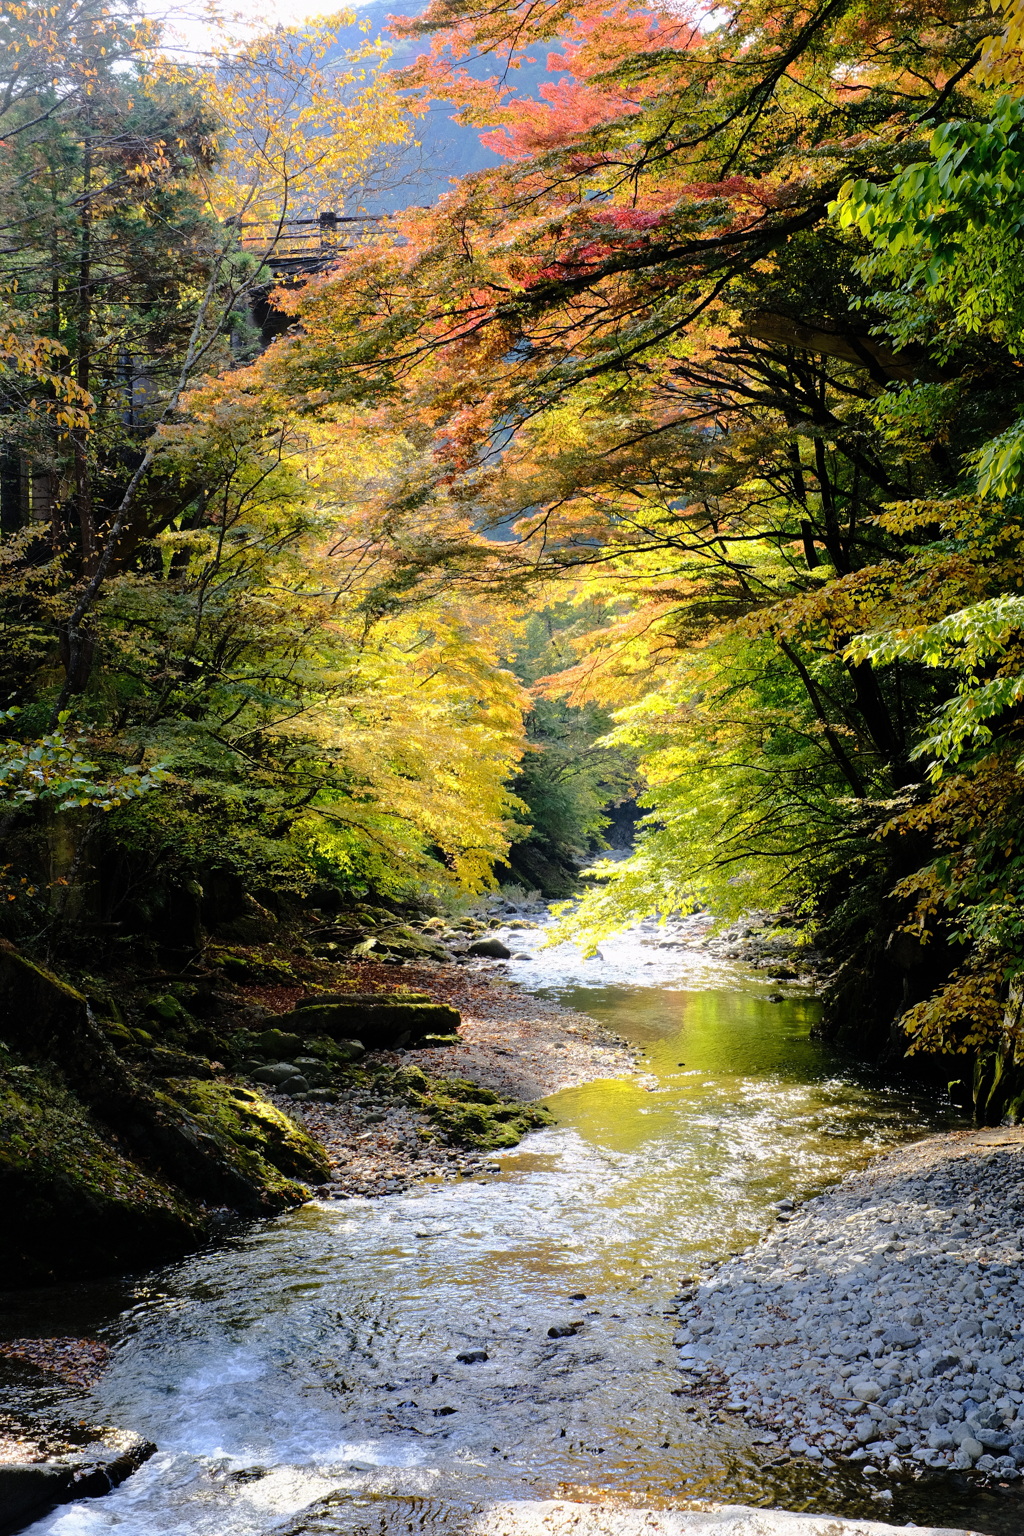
[4,0,1024,1109]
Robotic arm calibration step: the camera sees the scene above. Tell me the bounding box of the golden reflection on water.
[522,984,957,1273]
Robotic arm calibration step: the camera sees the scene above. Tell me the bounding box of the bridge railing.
[234,211,385,275]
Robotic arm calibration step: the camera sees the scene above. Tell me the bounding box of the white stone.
[849,1378,882,1403]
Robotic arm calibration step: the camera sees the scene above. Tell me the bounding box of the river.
[8,922,1007,1535]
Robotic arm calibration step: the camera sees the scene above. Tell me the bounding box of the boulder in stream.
[466,937,512,959]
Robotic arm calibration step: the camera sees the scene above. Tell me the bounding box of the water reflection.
[534,984,950,1270]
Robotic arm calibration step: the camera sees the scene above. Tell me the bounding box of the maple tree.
[201,12,412,230]
[6,0,1024,1120]
[0,0,414,697]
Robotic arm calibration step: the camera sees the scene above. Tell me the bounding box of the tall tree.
[0,0,413,704]
[273,0,995,875]
[257,0,1024,1109]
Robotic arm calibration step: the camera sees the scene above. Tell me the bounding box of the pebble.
[671,1128,1024,1480]
[475,1498,969,1536]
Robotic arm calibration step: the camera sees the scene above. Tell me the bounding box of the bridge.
[236,211,385,280]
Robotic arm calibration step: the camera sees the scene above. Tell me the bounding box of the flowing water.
[4,925,1014,1535]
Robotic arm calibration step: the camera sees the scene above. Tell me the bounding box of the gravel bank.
[269,961,638,1198]
[671,1127,1024,1485]
[474,1498,977,1536]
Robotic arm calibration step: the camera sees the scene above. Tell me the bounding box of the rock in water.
[467,938,512,959]
[0,1434,155,1529]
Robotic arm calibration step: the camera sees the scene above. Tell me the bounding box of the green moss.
[209,946,296,983]
[0,942,87,1014]
[305,1034,365,1065]
[0,1057,200,1283]
[162,1078,330,1190]
[408,1074,554,1150]
[145,993,191,1025]
[0,1063,178,1208]
[101,1017,136,1046]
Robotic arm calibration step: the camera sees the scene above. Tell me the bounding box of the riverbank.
[2,926,1009,1535]
[475,1497,979,1536]
[672,1126,1024,1489]
[0,896,642,1287]
[263,959,640,1198]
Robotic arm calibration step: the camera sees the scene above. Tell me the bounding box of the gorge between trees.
[4,0,1024,1531]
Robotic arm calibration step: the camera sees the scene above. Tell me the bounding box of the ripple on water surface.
[18,943,1004,1536]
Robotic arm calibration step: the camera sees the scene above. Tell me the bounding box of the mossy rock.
[161,1078,330,1189]
[0,1055,200,1285]
[209,947,295,984]
[0,941,326,1284]
[255,1027,304,1057]
[144,994,192,1026]
[281,999,460,1049]
[410,1075,553,1150]
[306,1035,364,1064]
[301,991,433,1005]
[101,1018,136,1047]
[371,927,451,962]
[148,1046,213,1079]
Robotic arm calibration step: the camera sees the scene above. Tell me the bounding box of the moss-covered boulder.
[367,927,451,963]
[409,1075,553,1150]
[280,997,461,1049]
[254,1028,304,1057]
[208,947,296,983]
[308,924,451,962]
[161,1079,329,1192]
[0,940,332,1284]
[0,1052,200,1285]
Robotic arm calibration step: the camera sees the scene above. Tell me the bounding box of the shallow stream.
[6,927,1013,1534]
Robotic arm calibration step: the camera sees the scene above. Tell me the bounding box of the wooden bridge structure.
[235,210,386,348]
[237,211,385,280]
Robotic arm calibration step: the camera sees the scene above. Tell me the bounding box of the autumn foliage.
[5,0,1024,1116]
[257,0,1024,1112]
